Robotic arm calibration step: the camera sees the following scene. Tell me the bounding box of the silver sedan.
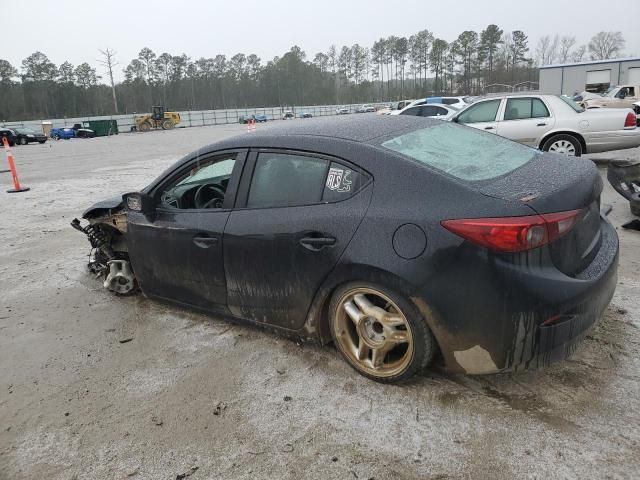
[451,93,640,156]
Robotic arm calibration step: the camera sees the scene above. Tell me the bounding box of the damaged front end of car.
[71,196,137,294]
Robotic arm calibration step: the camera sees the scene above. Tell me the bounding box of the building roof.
[539,57,640,70]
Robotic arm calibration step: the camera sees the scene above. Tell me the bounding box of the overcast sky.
[4,0,638,82]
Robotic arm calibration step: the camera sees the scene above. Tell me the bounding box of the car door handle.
[536,122,547,127]
[484,126,494,130]
[299,234,336,251]
[193,234,219,248]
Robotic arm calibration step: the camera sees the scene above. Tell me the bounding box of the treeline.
[0,28,627,121]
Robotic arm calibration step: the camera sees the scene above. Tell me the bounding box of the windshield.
[380,123,539,181]
[603,87,620,98]
[558,95,585,113]
[16,128,36,134]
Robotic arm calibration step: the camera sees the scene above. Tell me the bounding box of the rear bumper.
[424,216,619,374]
[584,129,640,153]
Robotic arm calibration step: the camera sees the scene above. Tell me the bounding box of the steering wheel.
[194,184,226,209]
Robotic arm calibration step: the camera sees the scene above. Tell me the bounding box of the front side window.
[380,123,539,181]
[457,99,501,124]
[503,98,550,120]
[159,154,237,210]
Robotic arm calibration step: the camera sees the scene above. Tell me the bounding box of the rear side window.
[457,100,501,123]
[379,123,539,181]
[248,153,328,208]
[504,98,549,120]
[399,107,420,116]
[442,98,458,105]
[421,106,438,116]
[322,162,364,202]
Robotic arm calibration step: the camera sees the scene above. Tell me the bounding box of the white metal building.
[539,57,640,95]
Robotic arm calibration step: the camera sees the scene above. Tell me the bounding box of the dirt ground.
[1,124,639,480]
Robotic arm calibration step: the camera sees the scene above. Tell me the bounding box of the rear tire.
[630,192,640,217]
[329,281,436,383]
[19,137,27,145]
[162,120,175,130]
[542,134,582,157]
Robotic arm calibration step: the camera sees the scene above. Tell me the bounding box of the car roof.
[226,114,439,143]
[477,91,545,99]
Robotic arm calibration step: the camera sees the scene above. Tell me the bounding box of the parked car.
[583,84,639,110]
[75,127,96,138]
[397,103,459,120]
[239,114,268,124]
[50,126,96,140]
[72,115,618,383]
[282,111,295,120]
[451,93,640,156]
[395,100,414,110]
[405,96,469,111]
[12,127,47,145]
[0,128,17,146]
[51,127,76,140]
[355,104,376,113]
[299,112,313,119]
[336,107,350,115]
[376,105,394,115]
[571,91,602,103]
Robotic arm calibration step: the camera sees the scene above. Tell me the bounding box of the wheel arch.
[539,130,587,154]
[303,263,446,354]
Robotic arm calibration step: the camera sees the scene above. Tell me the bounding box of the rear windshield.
[558,95,585,113]
[379,123,540,181]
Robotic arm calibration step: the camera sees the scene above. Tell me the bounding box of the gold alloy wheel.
[333,287,414,378]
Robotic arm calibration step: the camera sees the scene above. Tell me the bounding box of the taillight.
[441,209,582,253]
[624,112,636,129]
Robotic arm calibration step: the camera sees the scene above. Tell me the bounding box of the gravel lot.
[1,124,639,479]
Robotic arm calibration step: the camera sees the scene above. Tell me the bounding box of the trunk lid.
[477,153,603,276]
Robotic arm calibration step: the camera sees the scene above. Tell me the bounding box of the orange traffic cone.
[2,137,30,193]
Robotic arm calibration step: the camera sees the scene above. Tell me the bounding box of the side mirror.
[123,191,156,217]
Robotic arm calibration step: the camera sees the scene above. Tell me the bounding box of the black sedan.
[73,116,618,383]
[0,128,16,146]
[12,127,47,145]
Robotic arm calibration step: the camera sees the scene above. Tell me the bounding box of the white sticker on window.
[326,167,352,192]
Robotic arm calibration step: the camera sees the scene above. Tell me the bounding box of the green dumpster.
[83,120,119,136]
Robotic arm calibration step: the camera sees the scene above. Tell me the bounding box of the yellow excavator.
[132,106,181,132]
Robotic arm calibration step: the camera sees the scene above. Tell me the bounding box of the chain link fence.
[0,102,391,134]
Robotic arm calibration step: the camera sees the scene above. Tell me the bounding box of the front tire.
[53,134,60,140]
[542,134,582,157]
[19,137,27,145]
[329,282,435,383]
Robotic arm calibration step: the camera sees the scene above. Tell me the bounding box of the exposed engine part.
[71,218,115,260]
[71,217,137,294]
[103,260,136,294]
